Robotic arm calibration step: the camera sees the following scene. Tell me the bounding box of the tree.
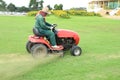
[7,3,16,12]
[54,4,63,10]
[59,4,63,10]
[47,5,52,10]
[0,0,7,11]
[16,6,29,12]
[54,4,59,10]
[39,0,44,9]
[29,0,38,10]
[29,0,44,10]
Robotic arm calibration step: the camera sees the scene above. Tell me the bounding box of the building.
[88,0,120,9]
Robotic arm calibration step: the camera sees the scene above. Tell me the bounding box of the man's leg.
[42,30,56,46]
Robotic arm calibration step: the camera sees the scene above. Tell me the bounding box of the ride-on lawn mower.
[26,24,82,57]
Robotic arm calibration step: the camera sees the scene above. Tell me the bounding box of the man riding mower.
[26,6,82,57]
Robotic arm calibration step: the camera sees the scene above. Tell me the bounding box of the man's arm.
[39,16,51,30]
[45,22,52,26]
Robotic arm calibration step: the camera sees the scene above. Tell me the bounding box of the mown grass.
[0,15,120,80]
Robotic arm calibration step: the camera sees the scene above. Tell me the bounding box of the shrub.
[86,12,95,16]
[67,10,101,16]
[27,10,101,18]
[67,10,87,16]
[27,11,38,16]
[94,13,102,17]
[52,10,70,19]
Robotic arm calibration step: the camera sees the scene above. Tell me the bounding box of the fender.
[29,35,51,47]
[28,35,63,50]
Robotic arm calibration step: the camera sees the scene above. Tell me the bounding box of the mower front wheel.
[31,44,48,58]
[70,46,82,56]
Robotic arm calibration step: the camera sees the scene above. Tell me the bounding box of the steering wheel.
[52,24,57,27]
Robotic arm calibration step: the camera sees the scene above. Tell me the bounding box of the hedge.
[27,11,38,16]
[27,10,101,18]
[67,10,101,16]
[51,10,70,19]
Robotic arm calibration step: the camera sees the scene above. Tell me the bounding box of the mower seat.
[33,27,45,37]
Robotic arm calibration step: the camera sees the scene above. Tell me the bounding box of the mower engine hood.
[57,29,80,45]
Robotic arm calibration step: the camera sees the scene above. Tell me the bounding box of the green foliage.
[16,6,30,12]
[0,0,7,11]
[7,3,16,12]
[70,7,86,10]
[27,11,38,16]
[27,10,101,18]
[54,4,63,10]
[67,10,86,15]
[47,5,52,10]
[29,0,44,11]
[67,10,101,16]
[52,10,70,19]
[85,12,101,17]
[27,10,70,19]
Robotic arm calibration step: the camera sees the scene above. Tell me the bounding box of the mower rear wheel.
[26,41,33,53]
[70,46,82,56]
[31,44,48,58]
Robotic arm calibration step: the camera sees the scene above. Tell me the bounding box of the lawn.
[0,15,120,80]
